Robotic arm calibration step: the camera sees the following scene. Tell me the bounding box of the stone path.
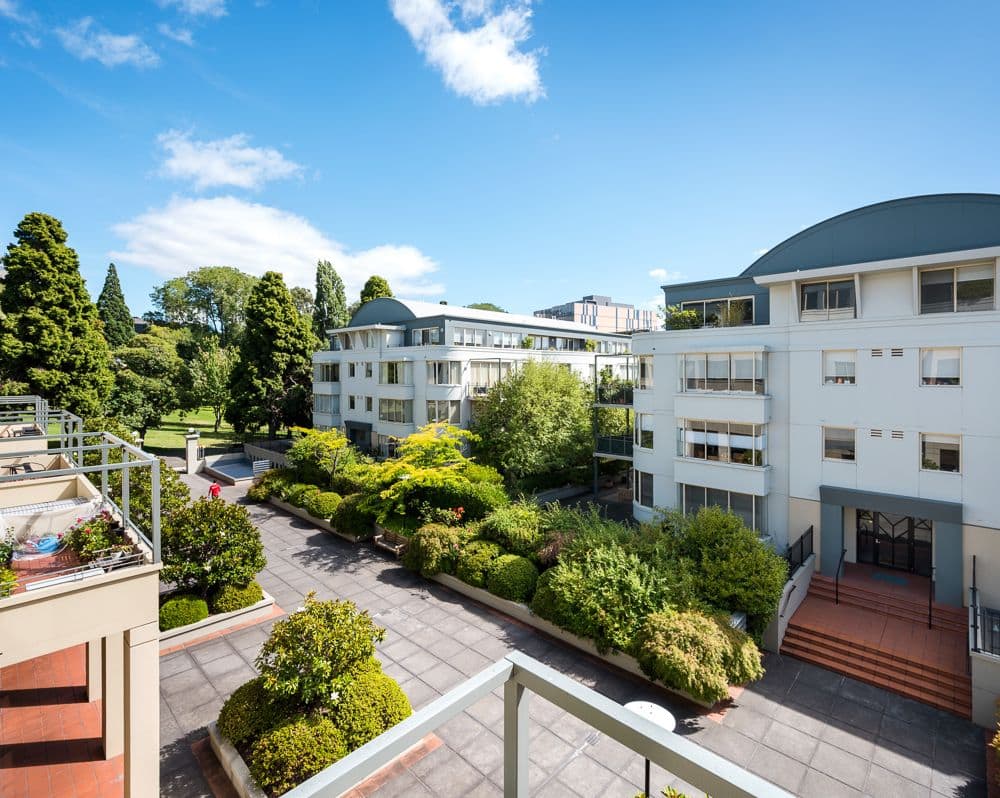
[160,474,989,797]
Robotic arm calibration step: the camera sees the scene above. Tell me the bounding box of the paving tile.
[746,744,807,794]
[410,745,484,795]
[399,678,441,711]
[810,740,870,790]
[838,678,889,712]
[929,769,987,798]
[771,701,830,738]
[830,697,883,735]
[865,763,932,798]
[932,738,985,777]
[584,732,643,775]
[820,720,877,760]
[799,768,864,798]
[399,650,441,677]
[878,714,935,758]
[528,727,578,773]
[159,652,196,679]
[420,662,465,692]
[454,728,505,776]
[872,740,933,786]
[551,752,619,796]
[189,638,236,666]
[761,719,819,764]
[723,706,772,739]
[463,778,503,797]
[699,723,758,768]
[437,712,488,751]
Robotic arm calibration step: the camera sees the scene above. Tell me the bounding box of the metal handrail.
[834,548,847,605]
[927,565,935,629]
[971,555,980,653]
[779,584,798,619]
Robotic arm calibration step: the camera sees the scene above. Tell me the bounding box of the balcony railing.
[785,525,813,576]
[595,383,634,405]
[595,434,634,458]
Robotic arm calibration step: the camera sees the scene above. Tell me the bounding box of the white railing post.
[503,678,529,798]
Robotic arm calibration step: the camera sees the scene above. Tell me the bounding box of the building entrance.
[856,510,932,576]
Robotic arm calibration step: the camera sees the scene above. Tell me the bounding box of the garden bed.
[268,497,365,543]
[160,588,276,650]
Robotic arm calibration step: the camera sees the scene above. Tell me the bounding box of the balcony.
[673,392,770,425]
[595,382,634,406]
[673,457,770,496]
[595,434,634,459]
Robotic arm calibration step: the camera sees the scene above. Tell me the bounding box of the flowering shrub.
[64,510,128,561]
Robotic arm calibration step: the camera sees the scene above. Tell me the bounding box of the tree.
[312,260,348,339]
[359,275,392,305]
[290,286,314,319]
[285,427,356,487]
[466,302,506,313]
[0,212,113,416]
[150,266,257,345]
[472,360,591,485]
[226,271,314,436]
[96,263,134,347]
[186,340,234,432]
[105,326,186,438]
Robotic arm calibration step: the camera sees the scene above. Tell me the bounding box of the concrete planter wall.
[762,553,815,653]
[268,497,365,543]
[159,589,275,651]
[208,721,268,798]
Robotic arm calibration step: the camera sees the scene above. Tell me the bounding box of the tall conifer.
[97,263,135,347]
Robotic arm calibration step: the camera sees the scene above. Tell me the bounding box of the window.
[638,356,654,390]
[365,396,373,412]
[469,361,513,394]
[379,361,410,385]
[921,434,960,472]
[633,470,654,508]
[678,420,765,466]
[680,297,753,327]
[823,427,856,461]
[920,348,961,386]
[679,352,765,394]
[823,350,856,385]
[426,400,461,424]
[379,399,413,424]
[364,331,375,348]
[800,279,856,320]
[315,363,340,382]
[412,327,440,346]
[347,395,357,411]
[634,414,654,450]
[679,484,765,531]
[427,361,462,385]
[365,362,373,379]
[920,263,995,314]
[347,362,356,378]
[314,394,339,414]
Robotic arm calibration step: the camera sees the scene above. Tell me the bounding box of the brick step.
[810,574,966,621]
[784,621,970,686]
[781,633,971,718]
[809,577,966,632]
[782,626,970,698]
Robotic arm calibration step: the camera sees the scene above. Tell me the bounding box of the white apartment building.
[627,194,1000,610]
[313,298,630,455]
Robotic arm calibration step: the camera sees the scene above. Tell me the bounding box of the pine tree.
[359,275,393,305]
[96,263,134,347]
[226,271,313,436]
[312,260,348,340]
[0,212,113,416]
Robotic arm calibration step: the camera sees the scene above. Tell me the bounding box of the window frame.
[822,350,857,386]
[677,419,766,466]
[678,352,766,394]
[799,278,857,321]
[634,413,654,450]
[633,469,654,508]
[822,426,856,462]
[920,432,961,473]
[680,296,754,328]
[919,262,996,315]
[637,356,654,390]
[678,483,765,531]
[378,398,413,424]
[919,347,961,387]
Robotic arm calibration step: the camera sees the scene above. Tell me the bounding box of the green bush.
[0,566,18,594]
[256,592,385,705]
[480,502,543,556]
[634,609,763,704]
[330,464,370,496]
[486,554,539,603]
[287,483,321,509]
[455,539,504,588]
[246,468,294,503]
[402,524,467,577]
[305,491,343,520]
[249,714,347,796]
[331,493,377,538]
[159,594,208,631]
[332,670,412,750]
[210,580,264,614]
[217,676,295,746]
[286,428,358,488]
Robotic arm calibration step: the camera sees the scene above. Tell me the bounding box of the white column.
[124,621,160,798]
[101,632,124,759]
[86,639,102,702]
[503,679,529,798]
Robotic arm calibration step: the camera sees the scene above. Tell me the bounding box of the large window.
[347,362,356,378]
[365,362,373,379]
[347,395,357,411]
[637,356,654,390]
[678,420,765,466]
[921,434,960,472]
[680,484,764,531]
[453,326,486,346]
[315,363,340,382]
[427,361,462,385]
[823,427,856,461]
[920,263,995,314]
[365,396,373,412]
[633,470,654,508]
[800,279,856,321]
[469,360,513,394]
[680,352,765,394]
[426,400,461,424]
[379,361,410,385]
[379,399,413,424]
[634,414,654,450]
[314,394,339,414]
[920,348,961,386]
[412,327,441,346]
[823,350,856,385]
[681,297,753,327]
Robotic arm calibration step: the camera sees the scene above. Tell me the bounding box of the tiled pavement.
[160,474,989,797]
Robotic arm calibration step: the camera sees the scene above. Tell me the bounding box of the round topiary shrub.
[402,523,465,577]
[332,670,412,750]
[217,676,295,746]
[305,491,342,520]
[249,714,347,796]
[480,502,543,556]
[455,539,504,588]
[331,493,376,538]
[486,554,539,603]
[287,483,321,509]
[210,580,264,614]
[159,594,208,631]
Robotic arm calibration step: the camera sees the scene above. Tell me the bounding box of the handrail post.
[928,566,935,630]
[835,548,846,605]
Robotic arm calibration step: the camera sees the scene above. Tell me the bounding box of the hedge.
[210,581,264,614]
[455,539,504,588]
[402,524,466,577]
[159,594,208,631]
[479,502,543,557]
[486,554,539,602]
[216,676,295,746]
[331,493,376,538]
[249,714,347,796]
[304,491,343,520]
[286,483,321,509]
[332,670,413,750]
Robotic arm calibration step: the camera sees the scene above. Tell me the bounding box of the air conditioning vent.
[891,348,904,358]
[891,430,904,439]
[871,348,883,357]
[870,429,883,438]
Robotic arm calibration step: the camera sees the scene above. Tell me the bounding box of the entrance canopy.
[819,485,962,523]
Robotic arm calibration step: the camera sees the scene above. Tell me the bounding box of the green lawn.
[143,407,238,457]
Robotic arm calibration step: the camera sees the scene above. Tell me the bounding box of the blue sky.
[1,1,999,317]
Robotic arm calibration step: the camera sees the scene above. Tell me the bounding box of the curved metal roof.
[742,193,1000,277]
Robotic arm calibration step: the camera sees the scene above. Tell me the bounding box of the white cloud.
[157,130,303,190]
[157,23,194,46]
[0,0,28,23]
[12,30,41,47]
[648,268,684,282]
[110,195,445,297]
[56,18,160,68]
[158,0,226,18]
[390,0,544,104]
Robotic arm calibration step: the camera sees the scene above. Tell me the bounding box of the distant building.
[534,295,655,334]
[133,316,150,334]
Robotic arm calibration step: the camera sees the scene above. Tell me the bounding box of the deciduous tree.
[105,326,186,438]
[150,266,257,345]
[466,302,506,313]
[359,275,392,305]
[96,263,134,347]
[186,339,234,432]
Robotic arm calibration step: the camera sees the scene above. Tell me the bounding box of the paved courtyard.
[160,474,989,797]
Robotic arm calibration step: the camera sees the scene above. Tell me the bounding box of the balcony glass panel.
[706,354,729,391]
[957,263,995,311]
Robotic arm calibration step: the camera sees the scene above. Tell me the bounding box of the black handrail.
[780,584,798,619]
[971,555,979,653]
[834,548,847,605]
[785,525,814,576]
[927,565,935,630]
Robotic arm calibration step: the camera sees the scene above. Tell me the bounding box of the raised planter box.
[160,589,276,651]
[208,721,268,798]
[429,573,717,709]
[268,497,365,544]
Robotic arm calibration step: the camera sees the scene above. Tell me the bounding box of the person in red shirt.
[209,481,222,499]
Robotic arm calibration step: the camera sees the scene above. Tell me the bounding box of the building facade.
[623,194,1000,610]
[534,294,655,333]
[313,298,630,455]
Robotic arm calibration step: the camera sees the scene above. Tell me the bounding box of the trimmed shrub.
[331,493,377,538]
[455,539,504,588]
[402,524,467,577]
[330,465,370,497]
[305,491,342,520]
[246,468,294,503]
[249,714,347,796]
[159,594,208,631]
[210,580,264,614]
[286,483,321,509]
[486,554,539,603]
[216,676,295,746]
[332,670,412,750]
[480,502,543,557]
[0,566,18,594]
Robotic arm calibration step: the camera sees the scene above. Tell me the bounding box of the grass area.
[142,407,238,457]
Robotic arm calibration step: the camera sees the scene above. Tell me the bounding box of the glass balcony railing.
[595,434,634,458]
[596,383,634,405]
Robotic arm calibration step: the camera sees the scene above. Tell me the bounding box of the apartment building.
[619,194,1000,614]
[312,298,630,454]
[534,294,655,333]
